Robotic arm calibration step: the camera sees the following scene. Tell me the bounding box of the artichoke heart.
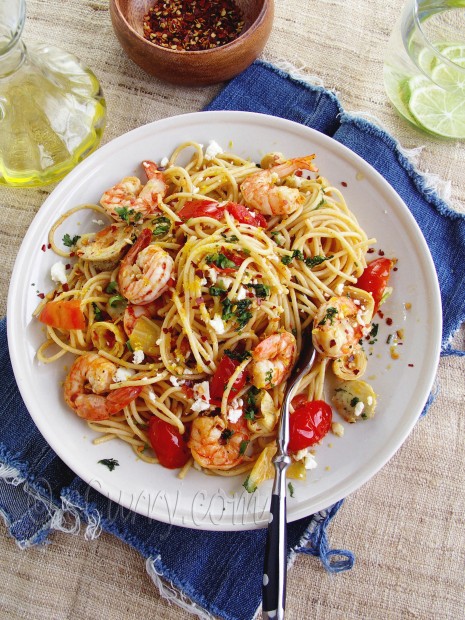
[332,379,377,423]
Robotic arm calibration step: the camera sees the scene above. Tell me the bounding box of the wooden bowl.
[109,0,274,86]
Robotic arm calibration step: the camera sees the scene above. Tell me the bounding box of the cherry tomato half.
[356,258,393,313]
[177,200,224,221]
[148,418,190,469]
[224,202,267,228]
[209,355,246,405]
[39,299,86,331]
[288,400,332,452]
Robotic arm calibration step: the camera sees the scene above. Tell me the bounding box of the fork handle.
[262,459,288,619]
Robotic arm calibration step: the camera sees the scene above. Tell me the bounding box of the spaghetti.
[35,141,380,487]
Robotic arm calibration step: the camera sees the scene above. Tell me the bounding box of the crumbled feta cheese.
[184,368,194,375]
[236,286,247,301]
[217,276,234,289]
[367,396,373,406]
[113,367,135,382]
[294,448,308,462]
[199,278,207,286]
[132,349,144,365]
[147,390,157,402]
[204,140,223,160]
[334,282,344,295]
[331,422,344,437]
[208,268,217,284]
[169,375,185,388]
[50,261,67,285]
[160,157,169,167]
[191,381,211,412]
[192,186,199,194]
[304,453,318,470]
[354,401,365,417]
[92,219,105,225]
[209,314,226,334]
[155,338,162,346]
[227,398,244,423]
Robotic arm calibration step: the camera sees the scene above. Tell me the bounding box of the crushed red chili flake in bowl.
[143,0,245,51]
[109,0,274,86]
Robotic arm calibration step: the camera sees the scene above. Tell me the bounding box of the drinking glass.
[0,0,106,187]
[383,0,465,139]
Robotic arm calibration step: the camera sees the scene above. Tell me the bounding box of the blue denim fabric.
[1,60,464,620]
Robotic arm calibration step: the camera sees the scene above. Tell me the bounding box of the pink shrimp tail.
[142,160,160,180]
[124,228,152,266]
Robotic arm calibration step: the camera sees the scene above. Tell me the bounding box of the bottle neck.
[0,0,27,78]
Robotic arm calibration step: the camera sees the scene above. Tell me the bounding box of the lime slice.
[430,45,465,91]
[408,82,465,138]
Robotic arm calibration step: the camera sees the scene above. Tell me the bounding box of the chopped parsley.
[312,197,327,210]
[288,482,295,497]
[368,323,379,344]
[126,340,134,352]
[152,215,171,236]
[205,252,238,270]
[62,233,80,247]
[98,458,119,471]
[246,283,270,298]
[224,349,251,362]
[92,302,104,321]
[244,386,260,420]
[114,206,143,224]
[264,369,274,387]
[209,285,227,297]
[239,440,249,456]
[304,254,333,269]
[350,397,360,408]
[221,233,239,243]
[221,298,252,331]
[281,249,304,265]
[318,306,338,326]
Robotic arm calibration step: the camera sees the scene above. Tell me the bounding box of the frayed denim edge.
[0,450,80,548]
[255,59,344,117]
[339,112,465,224]
[292,500,354,573]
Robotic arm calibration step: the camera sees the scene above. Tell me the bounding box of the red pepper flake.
[386,317,393,326]
[47,243,51,249]
[37,292,45,299]
[69,252,75,257]
[341,181,348,187]
[65,264,71,270]
[377,310,384,319]
[41,244,46,252]
[62,283,69,292]
[367,248,375,253]
[378,249,385,256]
[408,363,414,367]
[393,266,398,271]
[295,170,303,177]
[143,0,245,51]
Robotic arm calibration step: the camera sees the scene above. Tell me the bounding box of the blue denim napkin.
[1,60,464,620]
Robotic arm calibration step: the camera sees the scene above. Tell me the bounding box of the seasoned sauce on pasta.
[35,141,390,489]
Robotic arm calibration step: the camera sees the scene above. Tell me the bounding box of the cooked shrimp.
[64,353,142,420]
[100,160,167,220]
[188,416,249,470]
[312,296,368,359]
[240,156,317,216]
[118,228,174,305]
[123,301,160,337]
[251,331,296,389]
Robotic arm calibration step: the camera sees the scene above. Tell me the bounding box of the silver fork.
[262,335,316,620]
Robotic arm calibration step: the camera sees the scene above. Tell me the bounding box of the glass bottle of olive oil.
[0,0,106,187]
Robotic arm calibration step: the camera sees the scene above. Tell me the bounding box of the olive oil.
[0,43,106,187]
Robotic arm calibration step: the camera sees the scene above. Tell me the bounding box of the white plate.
[7,111,442,531]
